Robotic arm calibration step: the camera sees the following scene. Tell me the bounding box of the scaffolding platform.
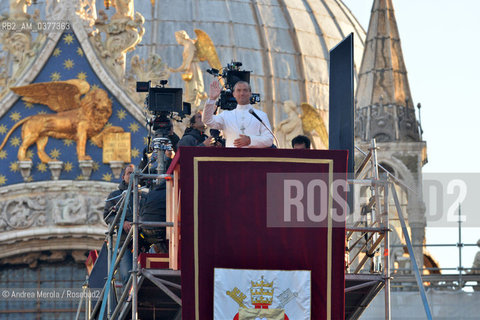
[85,143,435,319]
[89,269,181,320]
[345,273,385,320]
[135,269,181,319]
[90,270,384,320]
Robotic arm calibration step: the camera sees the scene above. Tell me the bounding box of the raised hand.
[209,80,222,100]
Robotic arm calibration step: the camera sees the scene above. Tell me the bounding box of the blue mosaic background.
[0,31,148,186]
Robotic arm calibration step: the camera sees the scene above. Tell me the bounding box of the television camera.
[136,80,191,136]
[136,80,191,175]
[207,61,260,110]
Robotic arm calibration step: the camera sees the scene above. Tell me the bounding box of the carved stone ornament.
[169,29,221,109]
[397,106,419,142]
[17,160,33,181]
[298,102,328,149]
[355,104,420,143]
[75,0,97,33]
[78,159,94,179]
[91,1,145,81]
[48,160,63,180]
[125,53,170,106]
[0,181,113,259]
[0,181,113,232]
[168,29,222,136]
[0,250,91,268]
[369,104,395,142]
[109,160,124,179]
[0,0,46,97]
[52,192,87,225]
[0,197,47,231]
[274,100,304,149]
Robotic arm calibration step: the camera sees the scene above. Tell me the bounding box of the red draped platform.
[167,147,348,320]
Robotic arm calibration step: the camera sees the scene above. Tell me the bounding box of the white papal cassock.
[203,100,274,148]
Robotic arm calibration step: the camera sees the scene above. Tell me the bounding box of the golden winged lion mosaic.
[0,79,124,163]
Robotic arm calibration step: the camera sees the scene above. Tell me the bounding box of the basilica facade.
[0,0,427,318]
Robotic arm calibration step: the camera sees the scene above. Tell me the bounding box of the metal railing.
[347,139,433,320]
[79,170,180,320]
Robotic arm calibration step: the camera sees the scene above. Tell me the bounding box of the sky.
[342,0,480,273]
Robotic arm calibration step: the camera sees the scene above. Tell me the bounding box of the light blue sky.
[342,0,480,272]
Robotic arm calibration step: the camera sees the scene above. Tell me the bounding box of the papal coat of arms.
[214,269,311,320]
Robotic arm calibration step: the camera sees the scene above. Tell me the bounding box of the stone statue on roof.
[275,100,304,149]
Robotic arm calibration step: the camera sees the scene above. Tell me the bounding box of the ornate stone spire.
[355,0,420,142]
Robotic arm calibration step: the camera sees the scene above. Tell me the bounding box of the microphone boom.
[248,109,279,147]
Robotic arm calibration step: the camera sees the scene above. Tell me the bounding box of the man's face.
[233,82,251,105]
[123,166,134,184]
[192,113,206,131]
[293,143,307,149]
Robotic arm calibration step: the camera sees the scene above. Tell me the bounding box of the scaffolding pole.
[97,177,133,320]
[347,140,435,320]
[132,171,139,320]
[391,184,433,320]
[458,204,463,287]
[92,171,176,320]
[383,173,391,320]
[347,139,392,320]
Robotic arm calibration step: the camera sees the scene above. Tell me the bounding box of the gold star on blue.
[50,72,61,81]
[102,173,112,182]
[37,163,47,173]
[64,59,74,70]
[49,148,61,159]
[64,162,73,172]
[63,34,74,45]
[131,148,140,158]
[10,112,21,121]
[11,137,21,147]
[117,110,127,120]
[9,162,19,172]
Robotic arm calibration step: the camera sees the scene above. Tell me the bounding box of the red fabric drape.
[175,147,347,320]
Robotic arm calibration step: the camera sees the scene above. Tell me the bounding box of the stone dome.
[0,0,366,126]
[128,0,366,125]
[0,0,367,258]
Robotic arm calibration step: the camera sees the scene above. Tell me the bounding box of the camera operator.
[103,164,135,286]
[178,112,219,147]
[202,80,273,148]
[139,179,168,253]
[137,136,173,254]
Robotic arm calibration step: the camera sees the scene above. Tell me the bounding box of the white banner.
[214,268,311,320]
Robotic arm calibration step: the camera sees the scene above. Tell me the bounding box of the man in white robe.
[202,80,273,148]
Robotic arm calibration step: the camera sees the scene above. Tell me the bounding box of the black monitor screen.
[148,87,183,113]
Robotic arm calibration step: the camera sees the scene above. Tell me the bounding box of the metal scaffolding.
[346,139,433,320]
[74,138,480,319]
[77,169,181,320]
